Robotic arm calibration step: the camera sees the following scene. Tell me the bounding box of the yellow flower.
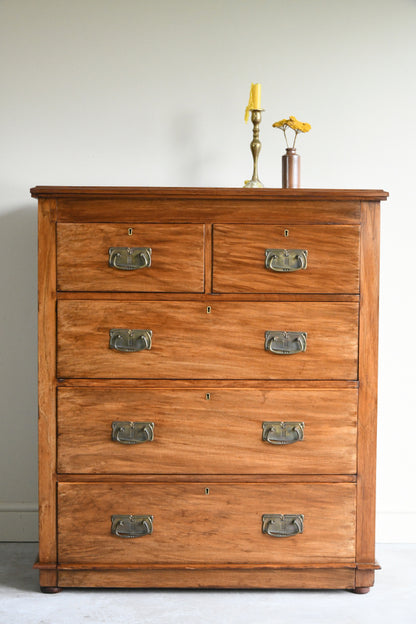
[287,116,311,133]
[272,115,311,148]
[272,118,290,129]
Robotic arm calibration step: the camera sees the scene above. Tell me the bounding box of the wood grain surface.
[30,186,389,201]
[57,379,359,389]
[34,187,385,590]
[56,292,360,301]
[57,223,205,292]
[57,474,356,484]
[213,224,360,293]
[356,202,380,569]
[57,300,359,379]
[58,568,356,589]
[55,198,362,224]
[57,482,356,565]
[57,387,357,475]
[37,198,58,588]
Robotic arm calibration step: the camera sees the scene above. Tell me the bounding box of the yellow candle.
[244,83,261,122]
[252,83,261,109]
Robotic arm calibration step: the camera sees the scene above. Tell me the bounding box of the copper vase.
[282,148,300,188]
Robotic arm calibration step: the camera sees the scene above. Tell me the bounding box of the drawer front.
[58,482,356,564]
[57,223,205,292]
[57,301,358,379]
[57,388,357,475]
[213,225,359,293]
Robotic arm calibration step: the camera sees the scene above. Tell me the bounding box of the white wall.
[1,0,415,542]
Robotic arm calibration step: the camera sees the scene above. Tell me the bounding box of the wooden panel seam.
[57,477,357,487]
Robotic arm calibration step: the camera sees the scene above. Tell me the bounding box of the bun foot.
[40,586,62,594]
[352,587,370,594]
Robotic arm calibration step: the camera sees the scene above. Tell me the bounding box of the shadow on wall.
[0,206,38,506]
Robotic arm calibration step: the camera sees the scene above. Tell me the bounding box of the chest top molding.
[31,187,388,201]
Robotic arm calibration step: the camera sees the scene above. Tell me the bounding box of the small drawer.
[57,223,205,292]
[57,388,357,475]
[57,300,358,380]
[58,482,356,565]
[212,224,360,293]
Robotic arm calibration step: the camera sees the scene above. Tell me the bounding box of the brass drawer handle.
[109,329,152,352]
[265,248,308,272]
[108,247,152,271]
[263,422,304,445]
[262,514,304,538]
[112,421,154,444]
[111,514,153,538]
[265,331,307,355]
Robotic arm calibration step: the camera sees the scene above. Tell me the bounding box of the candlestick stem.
[244,109,264,188]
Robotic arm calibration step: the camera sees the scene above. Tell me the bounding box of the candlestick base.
[244,179,264,188]
[244,109,264,188]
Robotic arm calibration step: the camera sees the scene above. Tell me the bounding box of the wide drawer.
[212,225,360,293]
[57,482,356,564]
[57,301,358,379]
[57,223,205,292]
[57,388,357,474]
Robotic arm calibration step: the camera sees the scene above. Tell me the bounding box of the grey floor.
[0,544,415,624]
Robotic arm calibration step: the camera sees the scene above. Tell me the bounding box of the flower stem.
[283,128,289,148]
[292,130,298,149]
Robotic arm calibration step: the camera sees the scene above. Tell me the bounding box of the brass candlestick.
[244,109,264,188]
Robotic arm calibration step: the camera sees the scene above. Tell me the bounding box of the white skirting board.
[0,504,38,541]
[0,506,415,543]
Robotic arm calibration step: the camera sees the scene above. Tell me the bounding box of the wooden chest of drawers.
[32,186,387,593]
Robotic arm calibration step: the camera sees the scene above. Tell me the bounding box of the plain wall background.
[0,0,415,542]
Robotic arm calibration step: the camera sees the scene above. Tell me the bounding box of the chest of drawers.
[32,186,387,593]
